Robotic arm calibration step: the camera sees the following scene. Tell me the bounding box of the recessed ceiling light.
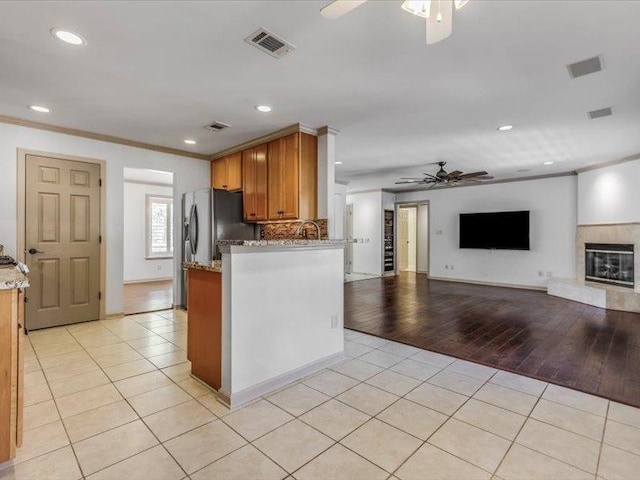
[335,161,343,165]
[184,139,197,145]
[50,28,87,46]
[497,125,513,131]
[543,161,554,165]
[255,105,272,113]
[28,105,50,113]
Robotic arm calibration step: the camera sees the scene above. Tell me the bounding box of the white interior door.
[417,203,429,274]
[398,209,409,271]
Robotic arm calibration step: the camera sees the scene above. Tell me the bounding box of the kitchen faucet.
[295,220,322,239]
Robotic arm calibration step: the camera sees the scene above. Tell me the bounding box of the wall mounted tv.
[459,211,530,250]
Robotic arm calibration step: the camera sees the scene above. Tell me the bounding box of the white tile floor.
[1,310,640,479]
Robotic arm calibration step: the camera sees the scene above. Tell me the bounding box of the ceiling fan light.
[401,0,431,19]
[454,0,470,9]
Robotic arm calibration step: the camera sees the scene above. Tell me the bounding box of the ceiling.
[1,1,639,191]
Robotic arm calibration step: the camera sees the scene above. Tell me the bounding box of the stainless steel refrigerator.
[181,189,257,308]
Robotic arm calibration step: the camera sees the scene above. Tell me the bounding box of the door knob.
[28,248,44,254]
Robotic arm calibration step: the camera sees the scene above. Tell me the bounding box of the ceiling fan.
[395,161,493,187]
[320,0,470,45]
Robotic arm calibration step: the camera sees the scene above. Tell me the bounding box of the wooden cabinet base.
[186,269,222,390]
[0,289,24,463]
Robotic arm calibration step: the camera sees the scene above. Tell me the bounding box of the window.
[146,195,173,258]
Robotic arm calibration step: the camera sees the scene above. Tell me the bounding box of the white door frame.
[17,148,107,321]
[394,201,430,276]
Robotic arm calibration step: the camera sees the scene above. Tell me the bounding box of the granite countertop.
[0,266,30,290]
[218,238,369,247]
[182,261,222,273]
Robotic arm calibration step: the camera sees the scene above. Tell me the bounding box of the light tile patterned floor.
[2,310,640,479]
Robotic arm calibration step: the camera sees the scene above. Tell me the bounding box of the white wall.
[123,182,174,283]
[333,183,348,240]
[0,123,210,315]
[223,246,344,404]
[577,159,640,225]
[346,191,383,275]
[396,176,578,288]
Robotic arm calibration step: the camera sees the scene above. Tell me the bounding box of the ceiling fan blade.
[320,0,368,18]
[459,171,489,179]
[446,170,463,178]
[395,180,424,184]
[426,0,453,45]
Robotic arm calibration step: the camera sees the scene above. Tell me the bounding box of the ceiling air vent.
[204,122,230,132]
[244,28,295,59]
[588,107,613,120]
[567,56,602,79]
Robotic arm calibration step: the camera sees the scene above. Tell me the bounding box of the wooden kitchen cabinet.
[242,143,268,222]
[186,269,221,390]
[0,288,24,463]
[267,132,317,221]
[211,153,242,191]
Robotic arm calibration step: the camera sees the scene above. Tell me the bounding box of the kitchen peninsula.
[184,239,348,408]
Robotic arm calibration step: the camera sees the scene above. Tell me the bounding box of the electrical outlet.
[538,271,544,277]
[156,265,162,271]
[331,315,339,329]
[445,265,449,270]
[435,230,443,235]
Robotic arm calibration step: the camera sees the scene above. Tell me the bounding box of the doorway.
[396,202,429,275]
[21,153,104,330]
[398,207,417,272]
[122,168,175,315]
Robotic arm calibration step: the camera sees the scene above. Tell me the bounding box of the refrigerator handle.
[190,204,199,255]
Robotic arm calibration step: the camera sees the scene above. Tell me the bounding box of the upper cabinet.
[267,133,317,221]
[242,144,268,222]
[211,153,242,191]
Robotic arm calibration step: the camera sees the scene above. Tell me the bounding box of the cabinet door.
[280,133,300,220]
[254,143,268,221]
[226,153,243,191]
[242,149,256,221]
[267,138,283,220]
[212,158,227,190]
[16,290,23,448]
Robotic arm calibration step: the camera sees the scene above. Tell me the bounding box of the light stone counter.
[0,267,30,290]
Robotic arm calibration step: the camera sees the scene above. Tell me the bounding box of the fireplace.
[585,243,635,288]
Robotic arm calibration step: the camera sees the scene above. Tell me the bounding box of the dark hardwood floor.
[123,280,173,315]
[345,273,640,408]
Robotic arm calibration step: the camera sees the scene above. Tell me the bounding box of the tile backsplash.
[260,219,328,240]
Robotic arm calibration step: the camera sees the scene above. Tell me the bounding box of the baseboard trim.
[104,312,125,319]
[428,276,546,291]
[123,278,173,285]
[225,351,345,409]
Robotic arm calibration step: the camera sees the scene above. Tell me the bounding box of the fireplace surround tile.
[550,223,640,313]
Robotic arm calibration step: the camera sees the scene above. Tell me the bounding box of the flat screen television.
[459,211,530,250]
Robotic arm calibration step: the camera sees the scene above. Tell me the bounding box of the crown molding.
[209,123,318,160]
[574,152,640,173]
[317,126,340,136]
[0,114,210,160]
